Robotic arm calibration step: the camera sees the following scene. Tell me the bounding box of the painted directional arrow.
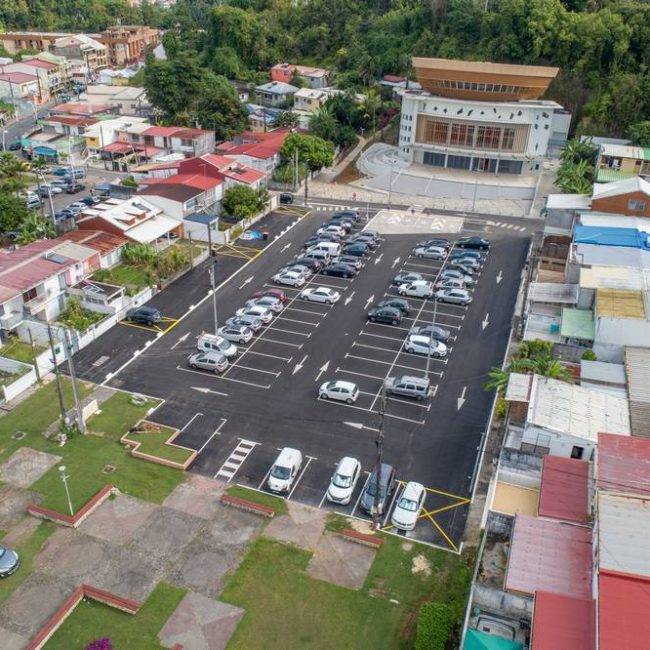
[281,242,292,253]
[292,354,308,375]
[171,331,190,350]
[391,256,401,269]
[192,386,228,397]
[344,290,356,306]
[481,313,490,330]
[315,361,330,381]
[457,386,467,410]
[238,275,254,289]
[496,270,503,284]
[364,294,375,310]
[373,253,384,265]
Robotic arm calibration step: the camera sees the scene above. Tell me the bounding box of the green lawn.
[56,305,105,333]
[0,382,183,514]
[0,522,55,605]
[92,264,152,294]
[123,424,193,465]
[226,485,288,516]
[44,582,185,649]
[0,367,29,387]
[0,339,44,364]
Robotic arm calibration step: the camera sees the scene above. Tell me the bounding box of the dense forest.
[0,0,648,136]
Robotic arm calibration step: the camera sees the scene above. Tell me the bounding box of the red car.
[251,288,288,303]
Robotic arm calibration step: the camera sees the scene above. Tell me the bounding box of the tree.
[556,158,593,194]
[280,133,335,172]
[629,121,650,147]
[308,107,338,142]
[0,192,30,233]
[560,138,596,165]
[17,212,55,244]
[194,73,249,140]
[274,111,299,129]
[222,185,268,220]
[0,152,30,194]
[362,89,382,135]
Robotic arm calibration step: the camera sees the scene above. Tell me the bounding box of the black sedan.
[349,234,379,249]
[322,262,357,278]
[294,256,323,271]
[377,298,411,315]
[367,306,403,325]
[341,243,369,257]
[392,271,423,286]
[457,236,490,250]
[418,238,451,249]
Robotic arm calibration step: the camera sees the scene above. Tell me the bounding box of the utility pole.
[372,384,387,530]
[209,260,219,335]
[188,233,194,269]
[47,324,67,426]
[27,329,41,383]
[387,159,395,213]
[293,147,298,193]
[62,328,85,434]
[425,292,438,381]
[304,167,309,206]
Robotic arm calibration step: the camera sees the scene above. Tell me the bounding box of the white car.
[272,270,306,287]
[413,246,446,260]
[398,280,434,299]
[435,288,472,306]
[197,333,238,359]
[405,334,448,357]
[280,264,312,278]
[245,296,283,313]
[319,380,359,404]
[435,278,467,291]
[236,305,273,323]
[267,448,303,493]
[317,224,346,237]
[326,457,362,505]
[217,324,253,344]
[299,287,341,304]
[391,481,426,531]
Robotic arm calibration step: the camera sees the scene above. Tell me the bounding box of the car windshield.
[397,497,418,512]
[271,465,291,480]
[366,476,387,497]
[332,472,353,488]
[0,548,5,559]
[218,340,229,351]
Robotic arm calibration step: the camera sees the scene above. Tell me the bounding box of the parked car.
[67,201,88,212]
[413,245,446,260]
[449,250,483,262]
[251,288,288,304]
[435,288,472,306]
[326,457,362,505]
[267,448,303,493]
[335,255,362,270]
[367,305,402,325]
[359,463,397,515]
[63,168,86,179]
[391,481,426,530]
[319,379,359,404]
[301,250,330,265]
[341,243,369,257]
[405,334,448,357]
[272,270,306,287]
[50,178,70,189]
[435,278,467,291]
[81,195,101,206]
[217,324,253,344]
[279,193,294,204]
[280,263,312,278]
[197,333,237,358]
[385,376,431,401]
[377,298,410,315]
[392,271,423,286]
[8,142,21,152]
[25,195,41,210]
[126,306,161,326]
[457,236,490,250]
[409,324,451,342]
[236,305,273,324]
[317,224,346,238]
[37,184,63,197]
[0,544,20,578]
[52,167,69,176]
[322,262,357,278]
[449,255,480,270]
[187,351,228,374]
[332,209,360,221]
[447,260,475,275]
[348,233,379,249]
[418,238,451,249]
[65,182,85,194]
[398,280,434,299]
[225,315,263,332]
[245,296,283,313]
[328,216,353,228]
[293,256,323,272]
[299,287,341,304]
[439,269,475,286]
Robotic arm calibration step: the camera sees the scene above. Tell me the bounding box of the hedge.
[415,601,455,650]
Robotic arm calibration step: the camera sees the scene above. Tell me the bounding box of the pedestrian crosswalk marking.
[214,439,259,481]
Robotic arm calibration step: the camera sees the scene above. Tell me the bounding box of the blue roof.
[573,225,650,250]
[185,211,217,225]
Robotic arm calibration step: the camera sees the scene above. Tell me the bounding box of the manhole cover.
[102,464,116,474]
[93,355,110,367]
[12,431,25,440]
[130,395,146,406]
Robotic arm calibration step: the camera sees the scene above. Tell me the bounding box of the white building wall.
[522,424,597,460]
[593,316,650,362]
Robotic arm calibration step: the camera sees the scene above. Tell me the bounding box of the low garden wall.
[0,357,37,402]
[120,420,196,470]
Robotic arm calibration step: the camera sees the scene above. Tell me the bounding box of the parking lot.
[83,202,531,551]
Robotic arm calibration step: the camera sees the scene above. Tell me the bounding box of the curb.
[220,493,275,518]
[336,528,383,549]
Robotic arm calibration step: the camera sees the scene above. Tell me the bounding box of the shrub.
[415,602,454,650]
[581,349,597,361]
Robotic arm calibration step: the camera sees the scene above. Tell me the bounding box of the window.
[423,152,445,167]
[501,127,515,150]
[570,445,584,460]
[424,119,449,144]
[447,155,471,170]
[476,125,500,149]
[450,123,475,147]
[628,199,647,212]
[181,138,193,147]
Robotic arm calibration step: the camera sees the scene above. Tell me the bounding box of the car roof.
[275,447,301,464]
[138,306,159,313]
[409,334,431,344]
[402,481,425,499]
[194,350,226,361]
[395,375,429,386]
[337,456,359,472]
[332,380,357,390]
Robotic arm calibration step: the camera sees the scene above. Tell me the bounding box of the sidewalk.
[317,135,369,183]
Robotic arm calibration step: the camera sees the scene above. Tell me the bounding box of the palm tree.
[556,159,593,194]
[560,137,596,164]
[17,212,55,244]
[0,152,29,194]
[362,89,382,137]
[308,107,338,142]
[484,358,534,392]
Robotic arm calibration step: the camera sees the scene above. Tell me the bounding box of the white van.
[267,447,303,493]
[310,242,342,257]
[197,333,237,358]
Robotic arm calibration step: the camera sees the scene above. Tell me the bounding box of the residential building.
[0,72,40,102]
[0,61,52,101]
[255,81,298,109]
[0,32,65,54]
[96,67,139,86]
[293,87,329,113]
[217,129,290,177]
[77,196,181,246]
[51,34,108,77]
[595,142,650,183]
[245,103,282,131]
[20,53,71,95]
[96,26,160,67]
[81,85,149,116]
[270,63,329,89]
[398,57,570,175]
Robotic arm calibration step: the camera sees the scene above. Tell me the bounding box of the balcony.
[23,289,61,317]
[0,311,24,331]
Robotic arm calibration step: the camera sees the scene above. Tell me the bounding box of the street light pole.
[58,465,74,516]
[209,260,218,335]
[387,160,394,213]
[372,384,387,530]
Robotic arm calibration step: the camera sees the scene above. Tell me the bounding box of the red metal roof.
[143,126,183,137]
[59,230,128,255]
[52,102,112,115]
[538,456,590,523]
[152,173,222,190]
[506,515,592,599]
[0,71,37,84]
[599,570,650,650]
[23,59,57,70]
[531,591,595,650]
[172,128,208,139]
[598,432,650,496]
[103,142,133,154]
[217,129,289,160]
[46,115,97,127]
[220,165,264,185]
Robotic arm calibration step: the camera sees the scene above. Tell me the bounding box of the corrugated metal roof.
[580,360,626,387]
[531,592,595,650]
[529,282,578,304]
[560,308,594,341]
[574,243,650,268]
[545,193,591,210]
[599,143,645,159]
[464,629,523,650]
[597,491,650,577]
[625,346,650,436]
[592,176,650,200]
[598,571,650,650]
[595,289,645,319]
[579,266,648,291]
[597,432,650,496]
[538,456,589,523]
[505,515,592,598]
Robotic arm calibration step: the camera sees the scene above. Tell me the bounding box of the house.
[0,72,40,102]
[270,63,329,89]
[590,176,650,217]
[399,57,570,175]
[51,34,108,78]
[217,129,290,177]
[96,25,160,67]
[595,142,650,183]
[56,229,128,269]
[76,196,182,247]
[20,53,71,95]
[81,85,149,116]
[255,81,298,109]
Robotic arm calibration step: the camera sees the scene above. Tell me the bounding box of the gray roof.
[573,243,650,269]
[625,347,650,438]
[255,81,299,95]
[580,359,626,387]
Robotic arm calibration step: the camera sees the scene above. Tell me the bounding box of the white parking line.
[345,353,444,376]
[179,411,204,433]
[317,395,427,425]
[382,484,403,528]
[335,367,387,382]
[284,306,329,317]
[197,418,227,454]
[175,365,270,389]
[234,363,281,376]
[214,438,259,480]
[266,325,312,338]
[275,316,320,327]
[358,389,431,410]
[255,336,303,349]
[352,341,447,363]
[351,472,371,518]
[245,349,293,362]
[359,330,408,343]
[287,455,316,500]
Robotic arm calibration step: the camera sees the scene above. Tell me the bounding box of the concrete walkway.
[318,135,370,183]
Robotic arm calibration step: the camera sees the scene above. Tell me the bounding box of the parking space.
[119,315,179,334]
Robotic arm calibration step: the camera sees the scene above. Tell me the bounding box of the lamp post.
[58,465,74,516]
[209,260,219,335]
